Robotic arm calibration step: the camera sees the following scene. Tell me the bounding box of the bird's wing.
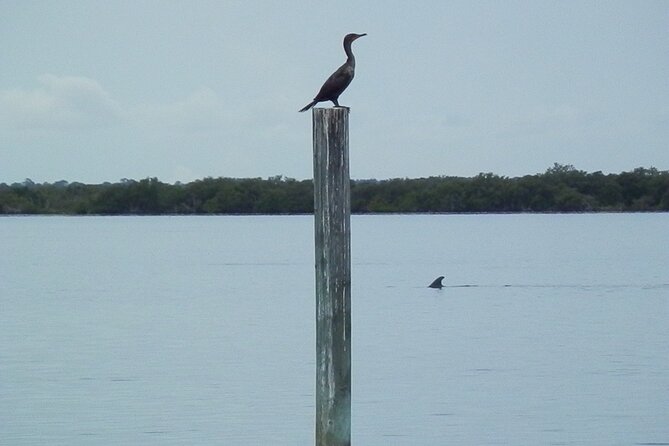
[315,64,354,100]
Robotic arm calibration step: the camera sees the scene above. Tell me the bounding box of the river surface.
[1,214,667,445]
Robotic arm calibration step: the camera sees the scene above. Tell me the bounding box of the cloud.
[0,75,228,134]
[502,104,580,128]
[131,88,226,132]
[0,74,123,130]
[495,104,586,138]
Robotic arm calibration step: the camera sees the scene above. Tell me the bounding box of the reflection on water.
[1,214,668,445]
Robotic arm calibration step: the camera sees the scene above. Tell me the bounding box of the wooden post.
[312,107,351,446]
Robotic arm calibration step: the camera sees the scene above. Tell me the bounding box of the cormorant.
[428,276,445,289]
[299,33,366,112]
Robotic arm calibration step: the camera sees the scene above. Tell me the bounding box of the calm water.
[1,214,667,445]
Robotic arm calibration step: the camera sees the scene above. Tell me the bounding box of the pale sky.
[1,1,667,184]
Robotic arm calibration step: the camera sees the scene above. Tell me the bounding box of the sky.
[1,1,667,184]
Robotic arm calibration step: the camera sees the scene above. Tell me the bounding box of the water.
[1,214,667,445]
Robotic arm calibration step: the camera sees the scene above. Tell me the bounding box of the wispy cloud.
[495,104,587,138]
[130,87,225,132]
[0,75,226,133]
[0,74,123,130]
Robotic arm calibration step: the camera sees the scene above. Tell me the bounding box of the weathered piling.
[312,107,351,446]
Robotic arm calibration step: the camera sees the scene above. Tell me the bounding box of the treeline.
[1,164,668,215]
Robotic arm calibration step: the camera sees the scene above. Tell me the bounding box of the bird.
[299,33,366,112]
[428,276,445,289]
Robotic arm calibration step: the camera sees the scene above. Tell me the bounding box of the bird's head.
[344,33,367,44]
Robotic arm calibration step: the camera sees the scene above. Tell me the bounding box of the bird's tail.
[299,100,317,113]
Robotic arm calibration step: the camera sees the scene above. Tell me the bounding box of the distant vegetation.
[1,164,668,215]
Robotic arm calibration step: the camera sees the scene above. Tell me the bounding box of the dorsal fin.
[428,276,445,289]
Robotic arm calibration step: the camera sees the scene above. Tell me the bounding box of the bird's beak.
[357,33,367,39]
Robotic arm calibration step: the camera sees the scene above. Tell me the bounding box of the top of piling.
[313,107,350,114]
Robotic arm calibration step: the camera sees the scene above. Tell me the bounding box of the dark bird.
[428,276,445,289]
[299,33,366,112]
